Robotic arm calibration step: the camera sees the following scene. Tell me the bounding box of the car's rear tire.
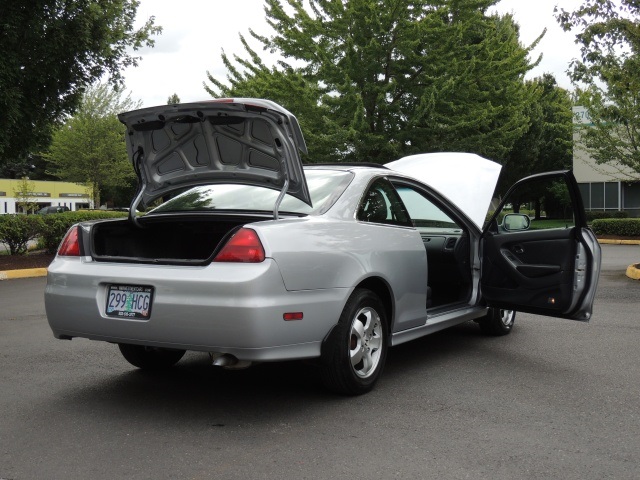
[319,289,388,395]
[477,308,515,336]
[118,344,186,370]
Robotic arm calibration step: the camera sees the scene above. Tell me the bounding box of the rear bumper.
[44,257,348,361]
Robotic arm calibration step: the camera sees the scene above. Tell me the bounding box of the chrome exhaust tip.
[210,353,252,370]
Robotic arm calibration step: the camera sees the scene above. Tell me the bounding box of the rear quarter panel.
[255,217,429,332]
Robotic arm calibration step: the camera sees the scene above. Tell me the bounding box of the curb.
[597,239,640,245]
[626,264,640,280]
[0,268,48,281]
[597,240,640,280]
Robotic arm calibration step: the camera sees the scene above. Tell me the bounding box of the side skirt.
[390,306,488,347]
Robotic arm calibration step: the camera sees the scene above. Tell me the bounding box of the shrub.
[591,218,640,237]
[585,210,629,221]
[40,211,128,254]
[0,215,45,255]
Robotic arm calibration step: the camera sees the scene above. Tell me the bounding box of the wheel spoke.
[362,313,377,337]
[352,319,365,340]
[360,349,373,374]
[350,344,364,366]
[501,310,514,326]
[369,333,382,351]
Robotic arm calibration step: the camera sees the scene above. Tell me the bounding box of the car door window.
[394,186,460,230]
[493,177,576,233]
[357,178,411,226]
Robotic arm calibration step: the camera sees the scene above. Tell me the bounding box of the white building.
[573,106,640,217]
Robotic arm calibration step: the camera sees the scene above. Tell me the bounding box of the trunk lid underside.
[118,99,311,211]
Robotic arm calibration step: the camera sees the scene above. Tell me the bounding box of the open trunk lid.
[118,99,311,216]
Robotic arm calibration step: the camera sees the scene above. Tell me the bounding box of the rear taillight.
[213,228,265,263]
[58,227,80,256]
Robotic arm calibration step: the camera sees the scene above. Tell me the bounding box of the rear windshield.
[150,169,353,215]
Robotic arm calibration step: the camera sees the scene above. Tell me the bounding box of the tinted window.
[357,178,411,226]
[591,182,604,209]
[625,182,640,208]
[605,182,619,209]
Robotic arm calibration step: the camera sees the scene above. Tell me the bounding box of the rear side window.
[357,178,412,227]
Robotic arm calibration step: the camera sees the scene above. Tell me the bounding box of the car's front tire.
[118,344,186,370]
[477,308,516,336]
[320,289,388,395]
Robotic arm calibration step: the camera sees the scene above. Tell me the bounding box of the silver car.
[45,99,601,395]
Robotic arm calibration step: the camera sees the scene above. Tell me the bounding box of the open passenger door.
[480,171,601,321]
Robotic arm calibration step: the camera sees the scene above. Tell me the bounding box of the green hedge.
[0,215,44,255]
[1,211,128,255]
[40,211,128,254]
[591,218,640,236]
[585,210,629,221]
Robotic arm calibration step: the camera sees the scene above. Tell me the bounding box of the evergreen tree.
[207,0,540,163]
[167,93,181,104]
[501,74,573,192]
[205,39,335,162]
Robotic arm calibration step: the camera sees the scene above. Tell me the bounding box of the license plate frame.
[106,284,154,319]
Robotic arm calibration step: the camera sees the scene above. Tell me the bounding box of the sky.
[121,0,584,108]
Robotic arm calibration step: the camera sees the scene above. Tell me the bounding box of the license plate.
[106,285,153,319]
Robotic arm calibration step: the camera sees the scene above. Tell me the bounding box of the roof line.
[304,162,388,169]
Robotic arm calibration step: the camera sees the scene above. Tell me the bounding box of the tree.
[501,74,573,201]
[13,177,40,214]
[45,83,139,207]
[167,93,181,104]
[205,39,337,162]
[0,0,161,177]
[207,0,540,164]
[556,0,640,177]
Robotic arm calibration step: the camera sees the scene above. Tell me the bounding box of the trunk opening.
[90,215,268,265]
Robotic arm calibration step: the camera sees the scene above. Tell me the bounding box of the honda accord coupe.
[45,99,601,395]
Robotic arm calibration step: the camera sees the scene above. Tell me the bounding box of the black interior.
[91,217,252,265]
[422,231,472,309]
[481,228,577,313]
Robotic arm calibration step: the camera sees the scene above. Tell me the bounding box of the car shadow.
[51,321,501,424]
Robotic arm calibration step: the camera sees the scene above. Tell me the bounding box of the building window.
[579,184,590,209]
[604,182,619,209]
[591,183,604,209]
[624,182,640,209]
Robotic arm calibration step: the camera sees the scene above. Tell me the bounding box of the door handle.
[513,245,524,254]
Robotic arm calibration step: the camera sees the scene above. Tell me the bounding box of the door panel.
[481,171,601,321]
[481,228,577,313]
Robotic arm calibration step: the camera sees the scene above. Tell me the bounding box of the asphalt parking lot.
[1,244,638,480]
